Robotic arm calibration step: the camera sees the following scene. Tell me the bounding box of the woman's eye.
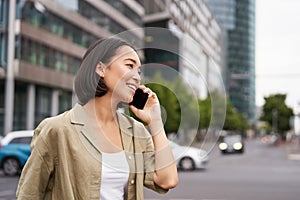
[127,64,134,68]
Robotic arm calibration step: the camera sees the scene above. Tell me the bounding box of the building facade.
[0,0,144,135]
[205,0,256,121]
[143,0,224,98]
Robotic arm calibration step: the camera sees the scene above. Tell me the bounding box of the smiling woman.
[16,37,178,200]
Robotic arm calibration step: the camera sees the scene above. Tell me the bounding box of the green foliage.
[145,73,198,133]
[130,72,249,134]
[198,93,249,131]
[146,76,180,133]
[260,94,294,135]
[198,97,211,129]
[223,101,249,131]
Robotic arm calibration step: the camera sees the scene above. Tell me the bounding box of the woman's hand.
[129,86,162,125]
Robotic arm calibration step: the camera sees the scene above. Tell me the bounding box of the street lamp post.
[4,0,16,135]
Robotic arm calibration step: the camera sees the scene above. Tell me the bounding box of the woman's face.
[98,45,141,103]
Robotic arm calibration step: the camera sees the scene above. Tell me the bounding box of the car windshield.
[9,137,32,144]
[224,135,242,143]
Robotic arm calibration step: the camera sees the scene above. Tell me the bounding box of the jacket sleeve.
[16,120,55,199]
[143,129,169,194]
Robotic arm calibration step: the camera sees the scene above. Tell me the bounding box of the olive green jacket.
[16,104,167,200]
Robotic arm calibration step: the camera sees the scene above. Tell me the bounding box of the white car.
[169,141,209,171]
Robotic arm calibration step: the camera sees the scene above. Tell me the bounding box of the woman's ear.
[96,62,106,78]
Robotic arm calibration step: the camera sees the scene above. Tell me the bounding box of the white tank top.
[100,151,130,200]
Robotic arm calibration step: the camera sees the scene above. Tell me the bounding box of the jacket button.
[128,156,132,160]
[131,180,135,184]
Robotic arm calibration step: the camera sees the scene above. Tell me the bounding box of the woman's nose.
[132,68,141,84]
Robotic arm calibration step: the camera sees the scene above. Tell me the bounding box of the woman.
[16,38,178,200]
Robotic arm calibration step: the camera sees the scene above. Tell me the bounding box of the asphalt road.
[0,172,18,200]
[1,139,300,200]
[145,139,300,200]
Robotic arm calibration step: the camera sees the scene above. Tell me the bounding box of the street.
[1,139,300,200]
[145,139,300,200]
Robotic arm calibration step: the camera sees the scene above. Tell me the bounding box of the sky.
[256,0,300,112]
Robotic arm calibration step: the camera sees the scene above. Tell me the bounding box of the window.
[35,87,51,127]
[10,137,32,144]
[13,83,27,130]
[21,2,97,48]
[21,37,81,74]
[59,91,72,114]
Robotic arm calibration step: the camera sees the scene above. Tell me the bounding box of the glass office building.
[0,0,144,134]
[206,0,256,121]
[143,0,224,98]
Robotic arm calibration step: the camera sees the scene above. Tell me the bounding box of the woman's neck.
[83,95,118,124]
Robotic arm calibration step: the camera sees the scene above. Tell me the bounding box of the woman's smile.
[126,83,138,92]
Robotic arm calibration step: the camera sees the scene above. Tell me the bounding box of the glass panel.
[59,91,72,113]
[35,86,51,127]
[20,37,81,74]
[21,2,97,48]
[10,137,32,144]
[13,83,27,130]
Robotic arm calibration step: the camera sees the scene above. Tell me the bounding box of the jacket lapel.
[70,104,102,153]
[70,104,135,154]
[116,111,134,153]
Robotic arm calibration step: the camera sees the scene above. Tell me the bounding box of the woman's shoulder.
[38,110,71,129]
[34,109,73,139]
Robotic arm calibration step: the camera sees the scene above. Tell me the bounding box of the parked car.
[0,130,33,176]
[169,141,209,171]
[261,134,280,146]
[219,134,244,154]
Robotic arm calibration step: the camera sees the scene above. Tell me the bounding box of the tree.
[146,75,180,133]
[260,94,294,138]
[198,94,249,132]
[198,97,211,129]
[223,101,249,131]
[145,72,199,134]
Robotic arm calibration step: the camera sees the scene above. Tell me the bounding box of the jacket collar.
[70,103,134,153]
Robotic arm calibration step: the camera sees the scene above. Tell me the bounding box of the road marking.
[288,154,300,160]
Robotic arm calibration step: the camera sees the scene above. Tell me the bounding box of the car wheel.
[179,157,195,171]
[3,157,20,176]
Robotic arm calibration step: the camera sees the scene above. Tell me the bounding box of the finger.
[139,85,147,90]
[139,87,150,94]
[138,86,157,98]
[149,92,157,98]
[129,105,140,114]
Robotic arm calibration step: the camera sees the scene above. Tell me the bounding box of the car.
[169,140,209,171]
[0,130,33,176]
[261,134,280,145]
[218,134,244,154]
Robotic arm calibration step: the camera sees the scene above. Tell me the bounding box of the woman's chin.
[122,94,133,104]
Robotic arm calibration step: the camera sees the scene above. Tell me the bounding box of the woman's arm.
[149,120,178,189]
[17,122,54,199]
[129,86,178,189]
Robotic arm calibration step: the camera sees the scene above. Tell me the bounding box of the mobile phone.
[129,88,149,109]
